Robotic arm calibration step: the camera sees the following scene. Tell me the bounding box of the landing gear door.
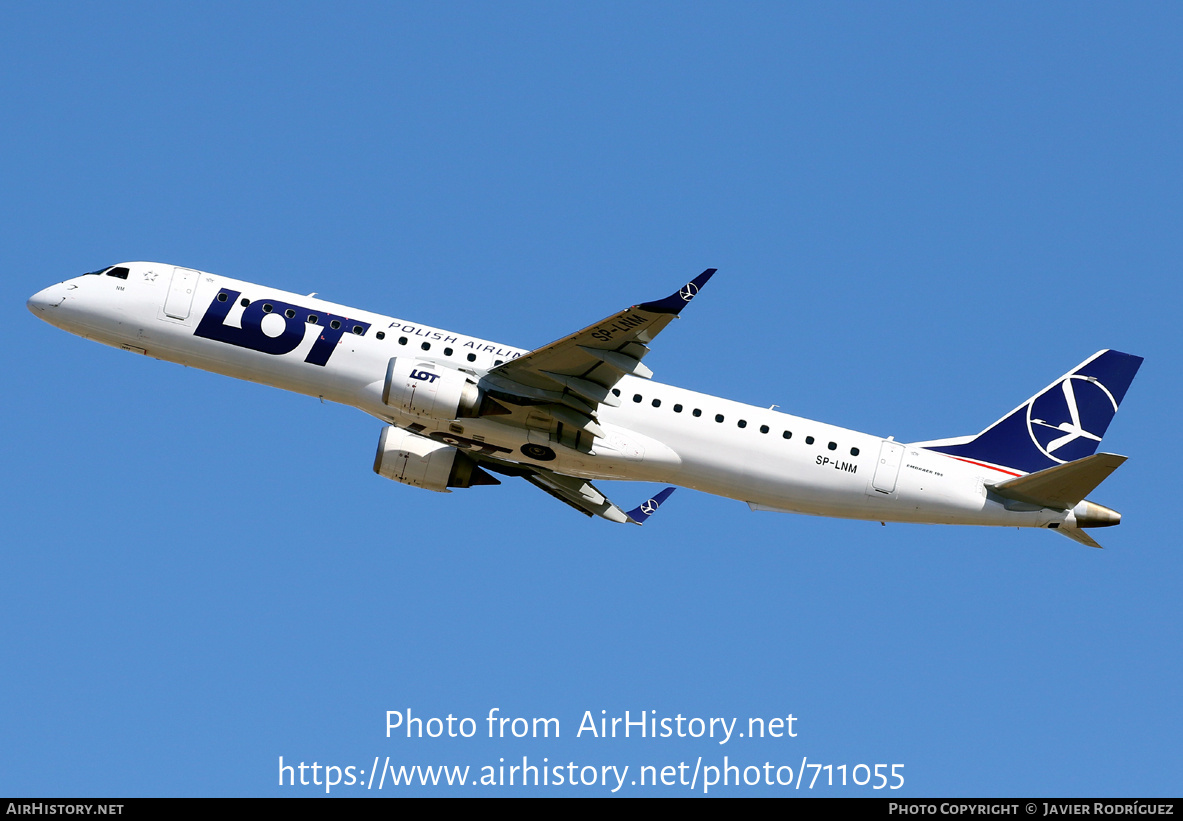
[164,267,199,320]
[871,441,905,494]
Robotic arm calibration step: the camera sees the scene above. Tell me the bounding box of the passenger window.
[850,447,860,456]
[612,389,621,397]
[782,431,792,440]
[263,303,273,313]
[652,399,661,408]
[217,293,228,303]
[331,320,341,330]
[693,409,702,417]
[828,442,837,450]
[444,347,453,356]
[307,314,319,324]
[467,353,476,361]
[240,298,250,307]
[352,325,364,335]
[737,419,747,428]
[673,404,683,413]
[760,425,769,434]
[715,414,724,423]
[376,331,385,340]
[806,436,815,445]
[421,342,430,351]
[633,394,643,403]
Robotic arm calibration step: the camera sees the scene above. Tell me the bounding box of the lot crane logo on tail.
[1027,376,1118,464]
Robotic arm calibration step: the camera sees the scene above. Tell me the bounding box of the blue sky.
[2,2,1180,796]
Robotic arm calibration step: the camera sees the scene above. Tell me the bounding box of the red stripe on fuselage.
[942,455,1023,477]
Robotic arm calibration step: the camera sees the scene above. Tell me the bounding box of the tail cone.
[1074,501,1121,528]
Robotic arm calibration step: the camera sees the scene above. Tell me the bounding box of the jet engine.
[372,426,499,492]
[382,358,482,420]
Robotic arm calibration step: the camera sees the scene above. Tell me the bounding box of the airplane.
[27,263,1142,547]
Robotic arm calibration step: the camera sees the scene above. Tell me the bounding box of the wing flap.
[541,371,622,407]
[473,454,674,525]
[577,345,654,379]
[522,471,632,523]
[542,403,606,438]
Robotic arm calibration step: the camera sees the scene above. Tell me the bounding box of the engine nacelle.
[372,427,499,492]
[382,357,481,420]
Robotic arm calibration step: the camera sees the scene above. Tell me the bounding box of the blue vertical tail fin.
[914,350,1143,475]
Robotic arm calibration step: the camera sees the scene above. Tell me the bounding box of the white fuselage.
[28,263,1067,530]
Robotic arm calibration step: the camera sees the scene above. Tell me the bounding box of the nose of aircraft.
[27,284,65,316]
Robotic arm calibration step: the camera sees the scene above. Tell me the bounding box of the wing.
[521,471,666,525]
[469,269,711,523]
[479,269,716,446]
[475,453,676,525]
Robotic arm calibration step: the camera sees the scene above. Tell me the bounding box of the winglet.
[637,269,716,315]
[626,487,677,525]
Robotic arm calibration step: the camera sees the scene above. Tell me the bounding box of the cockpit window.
[83,265,130,279]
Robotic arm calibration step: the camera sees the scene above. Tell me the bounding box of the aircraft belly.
[668,426,1052,527]
[669,432,863,512]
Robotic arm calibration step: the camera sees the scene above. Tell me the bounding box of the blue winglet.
[637,269,716,314]
[626,487,677,524]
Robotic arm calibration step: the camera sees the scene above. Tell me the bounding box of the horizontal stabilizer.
[1056,526,1104,549]
[989,453,1126,510]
